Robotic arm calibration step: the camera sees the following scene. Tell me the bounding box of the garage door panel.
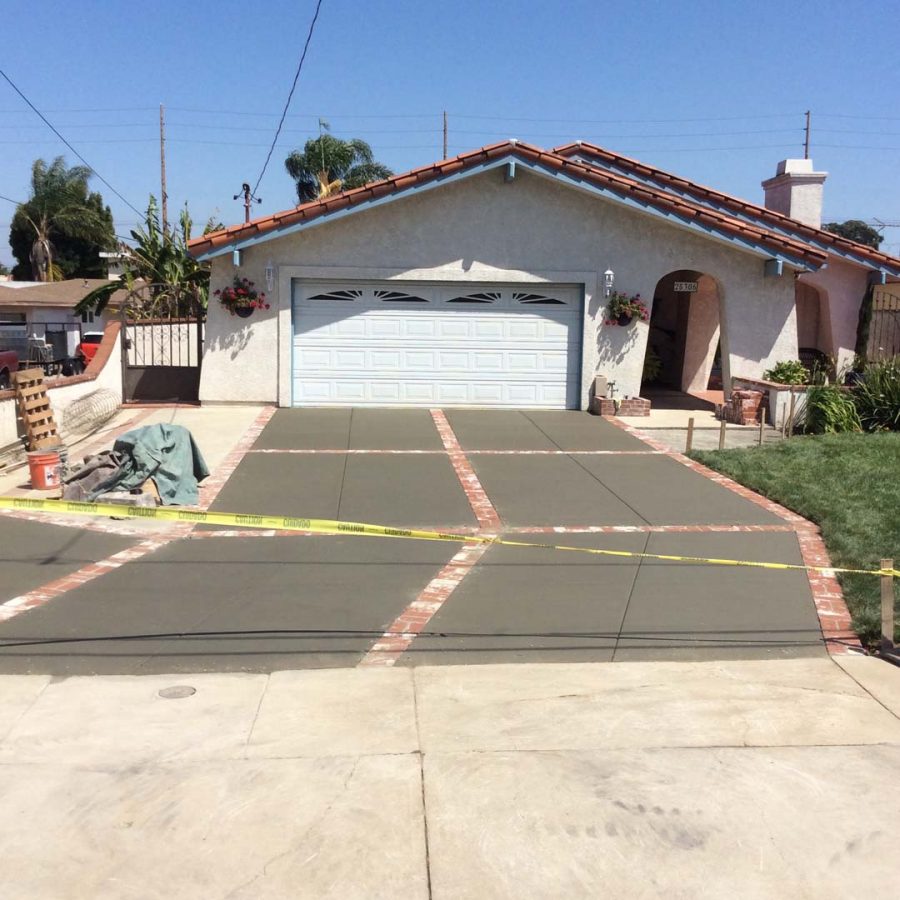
[293,282,582,409]
[470,383,504,404]
[334,382,367,402]
[472,320,504,339]
[472,352,504,371]
[406,319,437,338]
[370,350,402,369]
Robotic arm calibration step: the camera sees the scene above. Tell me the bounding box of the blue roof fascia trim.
[194,158,514,261]
[197,153,816,270]
[524,160,818,271]
[572,152,900,276]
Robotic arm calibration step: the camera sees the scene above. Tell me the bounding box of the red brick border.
[0,534,182,623]
[197,405,277,508]
[605,416,862,654]
[430,409,501,530]
[359,542,489,666]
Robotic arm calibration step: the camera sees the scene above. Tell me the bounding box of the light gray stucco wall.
[681,275,721,393]
[798,259,868,373]
[200,168,802,407]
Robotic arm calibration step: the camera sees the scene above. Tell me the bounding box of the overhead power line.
[251,0,325,197]
[4,106,900,125]
[0,68,143,216]
[0,106,157,114]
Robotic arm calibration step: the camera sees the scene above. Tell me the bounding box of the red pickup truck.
[75,332,104,369]
[0,349,18,390]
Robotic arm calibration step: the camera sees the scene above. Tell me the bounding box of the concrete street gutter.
[1,655,898,898]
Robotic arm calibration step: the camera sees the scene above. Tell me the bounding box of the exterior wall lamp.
[265,261,276,292]
[603,268,615,298]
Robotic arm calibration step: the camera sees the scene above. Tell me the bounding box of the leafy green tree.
[9,156,115,281]
[0,263,9,276]
[76,196,209,314]
[823,220,882,249]
[203,215,225,235]
[284,135,392,203]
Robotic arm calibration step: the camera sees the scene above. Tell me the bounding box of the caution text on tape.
[0,496,896,579]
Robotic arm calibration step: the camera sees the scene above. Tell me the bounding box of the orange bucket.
[27,449,62,491]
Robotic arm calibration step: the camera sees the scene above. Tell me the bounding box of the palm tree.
[12,157,114,281]
[76,196,210,316]
[284,135,392,203]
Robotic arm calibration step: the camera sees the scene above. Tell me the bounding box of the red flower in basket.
[605,291,649,326]
[217,276,269,318]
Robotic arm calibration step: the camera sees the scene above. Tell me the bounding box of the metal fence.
[124,319,203,367]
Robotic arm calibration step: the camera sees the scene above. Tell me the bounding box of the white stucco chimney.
[761,159,827,228]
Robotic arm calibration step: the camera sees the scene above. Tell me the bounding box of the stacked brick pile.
[592,396,652,416]
[721,389,766,425]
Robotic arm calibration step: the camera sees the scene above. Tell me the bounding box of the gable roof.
[0,278,127,309]
[187,140,891,272]
[555,141,900,276]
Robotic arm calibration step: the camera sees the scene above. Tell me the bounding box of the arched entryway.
[641,270,725,406]
[795,281,831,373]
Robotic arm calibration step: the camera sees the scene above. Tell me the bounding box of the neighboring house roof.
[0,278,127,309]
[554,141,900,276]
[188,140,900,276]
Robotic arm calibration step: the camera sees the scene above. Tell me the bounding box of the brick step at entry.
[720,389,766,426]
[591,396,652,417]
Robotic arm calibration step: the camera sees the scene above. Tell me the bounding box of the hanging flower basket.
[214,276,270,317]
[605,291,649,326]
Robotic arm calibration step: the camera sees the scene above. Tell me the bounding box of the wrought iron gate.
[121,284,205,403]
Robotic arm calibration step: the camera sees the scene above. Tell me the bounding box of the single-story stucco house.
[188,140,900,410]
[0,278,117,359]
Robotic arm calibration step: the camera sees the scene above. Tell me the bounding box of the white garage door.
[292,281,582,408]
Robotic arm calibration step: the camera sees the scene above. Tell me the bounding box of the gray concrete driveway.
[0,409,826,674]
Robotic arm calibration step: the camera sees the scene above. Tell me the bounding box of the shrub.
[763,360,810,384]
[642,346,662,383]
[805,383,862,434]
[853,357,900,431]
[604,292,649,325]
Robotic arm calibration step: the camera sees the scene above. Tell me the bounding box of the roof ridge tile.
[188,140,831,267]
[559,140,900,270]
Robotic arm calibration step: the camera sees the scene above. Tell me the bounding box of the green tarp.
[87,423,210,506]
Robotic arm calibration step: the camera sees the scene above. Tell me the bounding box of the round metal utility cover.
[158,685,196,699]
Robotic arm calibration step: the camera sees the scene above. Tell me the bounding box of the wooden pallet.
[13,368,60,451]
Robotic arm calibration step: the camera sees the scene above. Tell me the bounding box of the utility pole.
[803,110,811,160]
[443,110,448,158]
[233,183,261,223]
[159,104,168,234]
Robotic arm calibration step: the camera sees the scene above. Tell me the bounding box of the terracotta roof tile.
[187,141,828,267]
[557,140,900,272]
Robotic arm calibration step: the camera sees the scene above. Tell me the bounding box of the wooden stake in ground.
[882,558,895,653]
[685,417,694,453]
[758,415,765,446]
[718,418,726,451]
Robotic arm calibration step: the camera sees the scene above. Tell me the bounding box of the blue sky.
[2,0,899,267]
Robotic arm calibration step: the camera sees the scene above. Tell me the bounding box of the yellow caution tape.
[0,496,897,579]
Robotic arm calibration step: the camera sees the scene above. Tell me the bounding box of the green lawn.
[691,433,900,647]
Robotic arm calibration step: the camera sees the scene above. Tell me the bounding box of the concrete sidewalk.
[0,403,266,500]
[1,655,899,898]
